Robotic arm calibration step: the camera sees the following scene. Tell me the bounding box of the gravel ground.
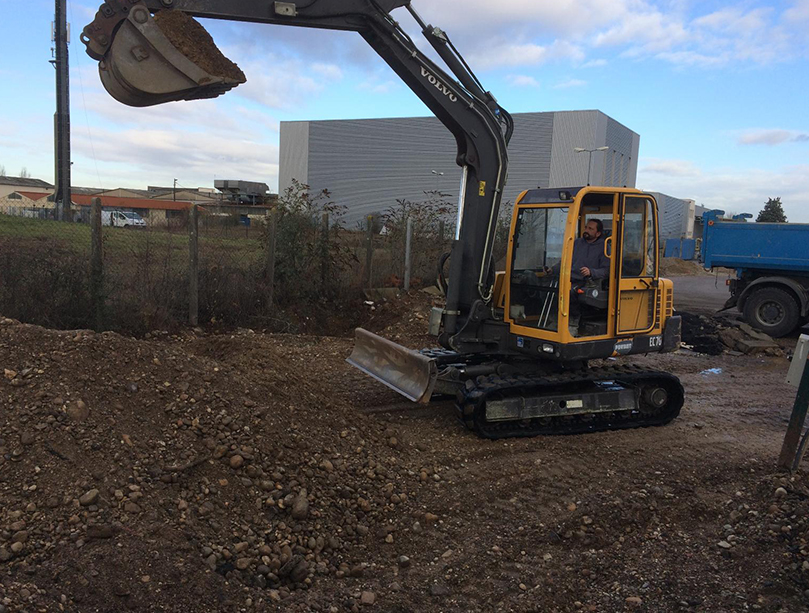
[1,297,808,613]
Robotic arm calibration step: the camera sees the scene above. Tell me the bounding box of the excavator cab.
[503,186,675,359]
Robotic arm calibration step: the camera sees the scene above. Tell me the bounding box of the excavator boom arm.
[82,0,511,343]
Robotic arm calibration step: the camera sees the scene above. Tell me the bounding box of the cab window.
[621,197,656,278]
[509,207,568,331]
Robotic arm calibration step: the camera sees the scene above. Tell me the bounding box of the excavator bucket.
[98,8,245,107]
[347,328,438,403]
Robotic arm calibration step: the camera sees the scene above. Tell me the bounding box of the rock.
[230,455,245,469]
[4,369,17,380]
[66,400,89,422]
[291,490,309,520]
[235,558,252,571]
[360,591,376,606]
[11,531,29,543]
[718,541,732,549]
[429,584,451,597]
[775,487,788,499]
[320,459,334,472]
[20,432,35,446]
[349,564,364,578]
[87,525,114,539]
[424,513,439,525]
[737,338,779,354]
[397,555,411,568]
[10,542,23,554]
[79,489,100,506]
[626,596,642,606]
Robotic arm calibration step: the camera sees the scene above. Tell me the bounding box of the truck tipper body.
[701,210,809,337]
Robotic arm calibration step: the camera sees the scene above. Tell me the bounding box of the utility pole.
[173,178,178,201]
[53,0,72,221]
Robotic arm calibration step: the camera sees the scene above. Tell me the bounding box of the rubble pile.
[678,311,783,356]
[0,317,437,612]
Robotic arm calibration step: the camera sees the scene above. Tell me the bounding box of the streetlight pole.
[573,146,609,186]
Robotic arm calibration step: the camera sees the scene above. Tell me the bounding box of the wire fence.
[0,185,476,335]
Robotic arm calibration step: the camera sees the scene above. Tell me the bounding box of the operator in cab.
[545,219,609,281]
[545,219,609,336]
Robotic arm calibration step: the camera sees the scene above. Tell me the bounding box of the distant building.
[0,176,53,199]
[215,180,271,205]
[71,193,195,226]
[280,110,640,226]
[0,191,54,217]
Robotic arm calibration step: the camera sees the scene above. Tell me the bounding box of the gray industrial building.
[280,110,640,226]
[650,193,699,240]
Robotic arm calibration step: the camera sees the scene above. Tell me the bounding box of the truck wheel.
[743,288,800,338]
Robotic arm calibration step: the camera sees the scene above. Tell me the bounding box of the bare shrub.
[0,239,92,329]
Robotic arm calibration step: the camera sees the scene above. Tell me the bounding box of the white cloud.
[507,75,540,88]
[311,63,344,81]
[594,11,688,52]
[785,0,809,23]
[738,129,809,145]
[641,159,701,177]
[638,159,809,222]
[553,79,587,89]
[581,59,607,68]
[358,80,402,95]
[469,42,548,69]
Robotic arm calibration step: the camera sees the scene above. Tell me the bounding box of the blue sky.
[1,0,807,220]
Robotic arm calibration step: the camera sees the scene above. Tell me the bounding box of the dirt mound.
[0,317,429,612]
[661,258,708,277]
[1,311,806,612]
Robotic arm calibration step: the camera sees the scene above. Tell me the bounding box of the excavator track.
[455,364,683,439]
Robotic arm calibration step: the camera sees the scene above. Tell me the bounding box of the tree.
[756,197,787,223]
[19,167,31,179]
[0,164,5,176]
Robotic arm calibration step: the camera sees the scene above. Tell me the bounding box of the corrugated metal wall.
[651,191,696,239]
[280,111,639,226]
[279,122,310,196]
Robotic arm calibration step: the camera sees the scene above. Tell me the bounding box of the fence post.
[321,212,329,291]
[265,208,278,309]
[438,219,445,243]
[90,197,104,331]
[404,216,413,291]
[188,204,199,326]
[364,215,374,288]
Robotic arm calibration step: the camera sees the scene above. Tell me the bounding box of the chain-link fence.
[0,184,491,335]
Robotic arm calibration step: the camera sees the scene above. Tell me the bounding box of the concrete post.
[365,216,374,288]
[265,208,278,309]
[90,197,103,331]
[404,216,413,291]
[188,204,199,326]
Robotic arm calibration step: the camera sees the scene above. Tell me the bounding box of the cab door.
[616,195,658,334]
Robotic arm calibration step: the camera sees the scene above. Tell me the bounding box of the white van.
[101,210,146,228]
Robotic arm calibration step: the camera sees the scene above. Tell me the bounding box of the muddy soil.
[1,297,807,612]
[154,10,245,82]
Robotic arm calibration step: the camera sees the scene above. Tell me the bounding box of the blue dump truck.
[701,210,809,337]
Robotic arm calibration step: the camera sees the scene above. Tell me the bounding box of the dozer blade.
[98,8,245,107]
[347,328,438,403]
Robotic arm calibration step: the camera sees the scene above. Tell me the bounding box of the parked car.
[101,210,146,228]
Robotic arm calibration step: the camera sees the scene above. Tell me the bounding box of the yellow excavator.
[82,0,684,439]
